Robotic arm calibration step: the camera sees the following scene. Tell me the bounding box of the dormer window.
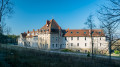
[99,32,101,34]
[84,32,86,34]
[71,32,73,34]
[92,31,94,34]
[76,32,79,34]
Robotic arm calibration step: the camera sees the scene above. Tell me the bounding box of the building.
[18,19,108,53]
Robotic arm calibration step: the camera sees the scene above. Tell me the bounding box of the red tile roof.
[63,29,105,37]
[21,33,27,38]
[26,35,33,38]
[22,19,105,38]
[39,19,61,34]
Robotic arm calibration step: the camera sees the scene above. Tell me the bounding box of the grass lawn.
[111,53,120,57]
[0,44,120,67]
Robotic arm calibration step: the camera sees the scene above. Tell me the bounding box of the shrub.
[61,49,73,52]
[87,51,90,57]
[114,50,119,54]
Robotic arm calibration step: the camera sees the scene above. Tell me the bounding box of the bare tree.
[98,0,120,62]
[0,0,14,34]
[84,14,96,59]
[5,26,11,35]
[1,20,6,33]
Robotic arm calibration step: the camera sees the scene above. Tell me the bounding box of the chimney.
[33,29,35,32]
[89,30,91,35]
[34,31,35,35]
[24,32,26,33]
[68,28,69,30]
[66,28,69,32]
[46,20,50,27]
[37,29,39,32]
[27,30,29,33]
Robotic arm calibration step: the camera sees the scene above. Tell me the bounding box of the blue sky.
[5,0,103,35]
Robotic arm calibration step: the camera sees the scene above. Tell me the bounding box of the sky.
[5,0,104,35]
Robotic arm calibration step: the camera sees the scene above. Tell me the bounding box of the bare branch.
[0,0,14,34]
[110,0,120,7]
[0,0,3,11]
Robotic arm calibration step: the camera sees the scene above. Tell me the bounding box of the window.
[71,43,73,46]
[56,44,57,47]
[77,43,79,46]
[56,37,57,41]
[76,32,79,34]
[100,43,101,46]
[85,37,86,40]
[65,37,67,40]
[77,37,79,40]
[52,44,54,48]
[40,43,42,47]
[71,32,73,34]
[52,37,54,40]
[71,37,73,40]
[85,43,87,47]
[46,44,48,48]
[41,38,42,41]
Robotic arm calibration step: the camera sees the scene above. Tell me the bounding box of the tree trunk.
[91,30,94,59]
[109,40,111,63]
[0,12,2,34]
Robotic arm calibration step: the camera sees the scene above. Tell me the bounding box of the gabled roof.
[63,29,105,37]
[39,19,61,34]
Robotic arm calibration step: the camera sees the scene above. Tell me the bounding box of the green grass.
[61,49,74,52]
